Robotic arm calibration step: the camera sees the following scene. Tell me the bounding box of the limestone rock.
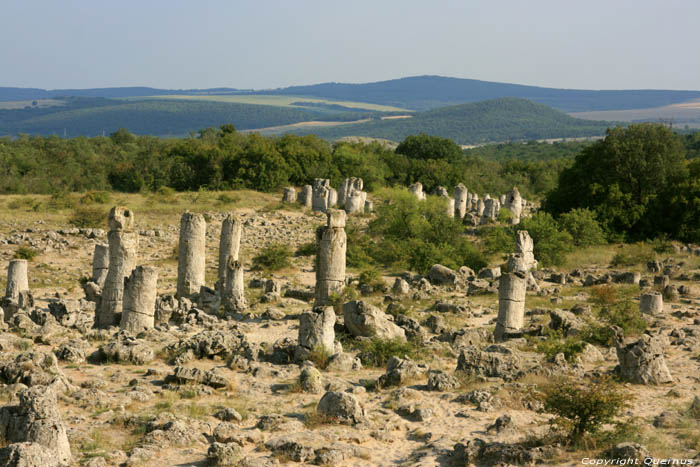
[317,391,365,424]
[343,300,405,340]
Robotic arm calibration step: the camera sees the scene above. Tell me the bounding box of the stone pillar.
[300,185,313,208]
[5,259,29,303]
[96,207,138,328]
[481,198,498,222]
[345,190,366,214]
[506,187,523,224]
[222,258,247,312]
[298,306,336,351]
[218,213,242,291]
[515,230,537,270]
[314,209,347,307]
[454,184,468,219]
[499,194,506,205]
[640,292,663,315]
[494,270,527,341]
[120,265,158,333]
[177,212,206,298]
[92,244,109,286]
[408,182,426,200]
[476,198,485,216]
[282,187,297,203]
[312,178,332,212]
[339,178,363,206]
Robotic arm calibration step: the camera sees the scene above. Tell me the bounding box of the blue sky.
[2,0,699,90]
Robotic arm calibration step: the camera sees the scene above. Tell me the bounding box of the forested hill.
[0,87,242,101]
[289,98,614,145]
[263,75,700,112]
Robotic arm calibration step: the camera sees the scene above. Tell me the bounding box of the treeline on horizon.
[1,124,699,242]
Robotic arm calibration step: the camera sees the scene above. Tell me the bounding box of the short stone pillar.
[640,292,663,315]
[476,198,485,216]
[314,209,347,307]
[222,258,247,312]
[338,178,363,206]
[615,332,673,384]
[177,212,206,298]
[345,190,366,214]
[218,213,242,291]
[481,198,499,223]
[96,206,138,328]
[2,259,33,321]
[408,182,426,200]
[494,270,527,341]
[506,187,523,224]
[92,244,109,286]
[312,178,333,212]
[120,265,158,333]
[300,185,313,208]
[298,306,336,351]
[282,187,297,203]
[499,194,506,205]
[454,184,468,219]
[515,230,537,270]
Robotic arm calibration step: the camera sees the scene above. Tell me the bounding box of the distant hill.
[262,75,700,112]
[0,97,371,137]
[286,98,615,145]
[0,86,243,102]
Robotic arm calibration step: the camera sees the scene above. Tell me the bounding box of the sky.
[2,0,699,91]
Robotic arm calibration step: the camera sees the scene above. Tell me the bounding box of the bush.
[252,243,292,271]
[534,330,587,362]
[497,207,512,223]
[480,225,515,256]
[358,267,384,289]
[541,376,631,441]
[308,345,333,370]
[583,297,647,346]
[519,212,573,267]
[14,246,38,261]
[80,191,112,204]
[610,243,654,267]
[558,208,606,247]
[368,190,486,273]
[350,337,423,367]
[69,206,107,228]
[294,241,317,257]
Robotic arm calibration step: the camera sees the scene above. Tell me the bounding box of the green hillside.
[0,97,374,137]
[287,98,615,144]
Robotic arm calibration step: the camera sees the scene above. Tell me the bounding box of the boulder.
[317,391,365,424]
[343,301,405,341]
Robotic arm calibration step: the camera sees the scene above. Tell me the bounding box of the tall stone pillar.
[454,184,468,219]
[177,212,206,298]
[222,258,247,312]
[494,270,527,341]
[300,185,313,208]
[92,244,110,287]
[218,213,242,291]
[96,207,138,328]
[282,187,297,203]
[314,209,347,307]
[506,187,523,224]
[312,178,332,212]
[120,265,158,333]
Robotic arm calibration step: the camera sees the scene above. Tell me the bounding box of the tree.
[395,133,464,161]
[545,123,688,240]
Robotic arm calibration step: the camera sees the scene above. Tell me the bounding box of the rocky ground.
[0,191,699,466]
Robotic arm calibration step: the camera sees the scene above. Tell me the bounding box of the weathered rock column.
[339,178,363,206]
[454,184,468,219]
[481,197,499,223]
[298,306,336,351]
[177,212,206,298]
[120,265,158,333]
[494,269,527,340]
[506,187,523,224]
[222,257,247,312]
[640,292,663,315]
[312,178,332,212]
[314,209,347,307]
[614,331,672,384]
[91,244,109,286]
[408,182,426,200]
[217,213,242,291]
[96,207,138,328]
[5,259,29,303]
[345,190,366,214]
[515,230,537,270]
[282,187,297,203]
[476,198,485,216]
[300,185,313,208]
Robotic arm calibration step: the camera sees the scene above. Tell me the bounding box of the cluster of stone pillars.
[283,177,370,214]
[88,206,247,331]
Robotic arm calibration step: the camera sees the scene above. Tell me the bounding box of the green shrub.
[80,191,112,204]
[497,206,512,223]
[308,345,333,370]
[14,246,38,261]
[47,192,74,210]
[558,208,606,247]
[69,206,107,228]
[294,241,317,257]
[610,243,654,267]
[252,243,292,271]
[358,267,384,289]
[350,337,423,367]
[480,225,515,256]
[216,192,239,205]
[534,330,587,362]
[583,298,648,346]
[541,376,631,441]
[367,190,486,273]
[519,212,573,267]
